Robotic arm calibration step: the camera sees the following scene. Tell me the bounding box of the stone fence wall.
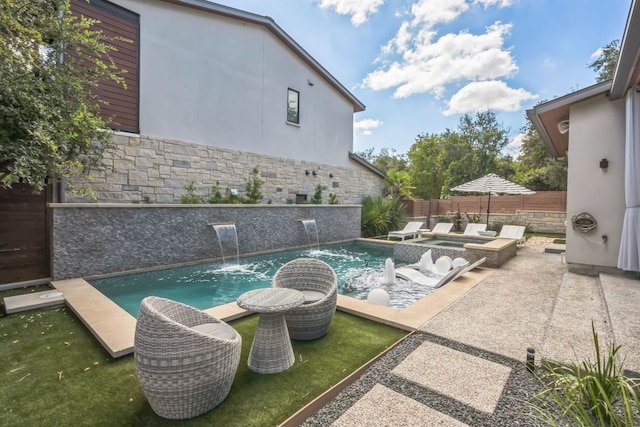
[409,210,567,234]
[52,204,361,279]
[65,133,385,205]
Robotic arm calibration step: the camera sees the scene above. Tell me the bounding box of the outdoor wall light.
[305,170,310,176]
[312,170,317,176]
[329,173,334,178]
[600,158,609,170]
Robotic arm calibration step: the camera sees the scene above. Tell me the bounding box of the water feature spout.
[210,223,239,265]
[419,250,434,274]
[381,258,395,285]
[299,219,319,251]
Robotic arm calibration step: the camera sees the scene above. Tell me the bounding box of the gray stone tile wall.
[65,134,385,204]
[52,204,361,279]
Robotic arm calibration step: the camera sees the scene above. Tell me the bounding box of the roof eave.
[348,152,386,179]
[161,0,366,113]
[526,108,558,158]
[611,0,640,99]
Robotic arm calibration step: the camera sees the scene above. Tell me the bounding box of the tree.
[515,119,567,191]
[588,39,620,82]
[407,133,448,199]
[0,0,126,193]
[355,147,407,174]
[384,170,414,199]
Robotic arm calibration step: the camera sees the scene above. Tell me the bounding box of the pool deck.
[51,267,495,358]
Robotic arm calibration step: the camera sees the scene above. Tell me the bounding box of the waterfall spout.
[300,219,320,251]
[210,223,239,265]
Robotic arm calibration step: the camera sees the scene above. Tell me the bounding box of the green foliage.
[311,184,323,204]
[356,147,408,174]
[448,208,463,231]
[360,195,405,237]
[408,111,513,199]
[208,181,223,203]
[181,182,206,204]
[588,40,620,83]
[385,170,414,199]
[243,166,264,204]
[529,323,640,426]
[328,192,339,204]
[0,0,127,195]
[515,119,567,191]
[465,212,482,224]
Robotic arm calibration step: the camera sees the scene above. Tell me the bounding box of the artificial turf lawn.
[1,292,406,426]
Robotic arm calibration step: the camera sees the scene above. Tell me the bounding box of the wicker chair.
[134,296,242,420]
[272,258,338,340]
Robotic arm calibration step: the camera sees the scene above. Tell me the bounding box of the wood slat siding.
[403,192,567,217]
[0,184,50,285]
[71,0,140,133]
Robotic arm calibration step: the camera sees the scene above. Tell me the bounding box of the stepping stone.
[544,243,566,254]
[3,290,65,314]
[392,341,511,414]
[332,384,469,427]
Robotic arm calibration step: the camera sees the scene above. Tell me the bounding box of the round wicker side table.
[237,287,304,374]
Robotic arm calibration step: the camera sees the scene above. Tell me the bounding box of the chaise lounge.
[387,221,424,241]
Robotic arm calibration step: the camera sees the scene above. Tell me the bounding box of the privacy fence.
[401,191,567,233]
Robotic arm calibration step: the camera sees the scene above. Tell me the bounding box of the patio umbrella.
[450,173,536,225]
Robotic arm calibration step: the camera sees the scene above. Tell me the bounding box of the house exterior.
[527,0,640,275]
[67,0,385,204]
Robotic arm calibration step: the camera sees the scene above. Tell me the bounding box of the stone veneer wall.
[51,204,361,280]
[65,134,385,204]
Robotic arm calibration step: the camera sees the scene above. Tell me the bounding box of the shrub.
[328,193,339,204]
[311,184,323,204]
[360,196,405,238]
[244,166,264,204]
[181,182,206,204]
[528,323,640,426]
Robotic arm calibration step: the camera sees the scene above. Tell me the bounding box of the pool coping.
[51,266,495,358]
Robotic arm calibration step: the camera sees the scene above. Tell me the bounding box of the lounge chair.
[272,258,338,340]
[134,296,242,420]
[462,223,487,235]
[452,257,486,281]
[499,225,526,246]
[429,222,454,234]
[387,221,424,241]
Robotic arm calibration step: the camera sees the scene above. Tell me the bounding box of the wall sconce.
[305,170,310,176]
[312,170,317,176]
[329,173,334,178]
[600,158,608,170]
[557,120,570,134]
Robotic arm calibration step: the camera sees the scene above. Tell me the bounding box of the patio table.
[236,287,304,374]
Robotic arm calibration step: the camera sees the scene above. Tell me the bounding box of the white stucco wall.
[565,96,626,271]
[112,0,356,168]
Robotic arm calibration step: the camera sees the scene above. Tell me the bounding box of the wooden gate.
[0,184,51,285]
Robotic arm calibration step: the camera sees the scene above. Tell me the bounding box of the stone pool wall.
[51,204,361,279]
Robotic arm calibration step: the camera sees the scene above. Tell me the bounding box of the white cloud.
[474,0,515,8]
[318,0,385,26]
[590,47,603,60]
[507,132,525,158]
[354,118,383,130]
[363,22,518,98]
[443,80,538,115]
[410,0,469,28]
[362,130,373,136]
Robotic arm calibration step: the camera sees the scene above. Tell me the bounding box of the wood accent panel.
[0,184,51,285]
[71,0,140,133]
[403,192,567,217]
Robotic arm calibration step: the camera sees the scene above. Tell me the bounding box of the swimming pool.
[89,241,438,314]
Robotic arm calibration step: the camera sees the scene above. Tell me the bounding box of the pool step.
[3,290,65,314]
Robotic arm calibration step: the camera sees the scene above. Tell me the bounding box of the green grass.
[1,289,406,426]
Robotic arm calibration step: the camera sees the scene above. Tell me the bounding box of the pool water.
[90,241,434,315]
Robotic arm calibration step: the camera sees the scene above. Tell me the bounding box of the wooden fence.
[402,191,567,218]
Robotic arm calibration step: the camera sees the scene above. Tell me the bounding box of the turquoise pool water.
[90,241,413,316]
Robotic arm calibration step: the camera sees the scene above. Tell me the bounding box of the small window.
[287,88,299,124]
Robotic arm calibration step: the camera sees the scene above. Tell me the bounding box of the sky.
[216,0,631,158]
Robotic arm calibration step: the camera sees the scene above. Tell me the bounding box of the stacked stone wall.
[66,134,385,204]
[52,204,361,279]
